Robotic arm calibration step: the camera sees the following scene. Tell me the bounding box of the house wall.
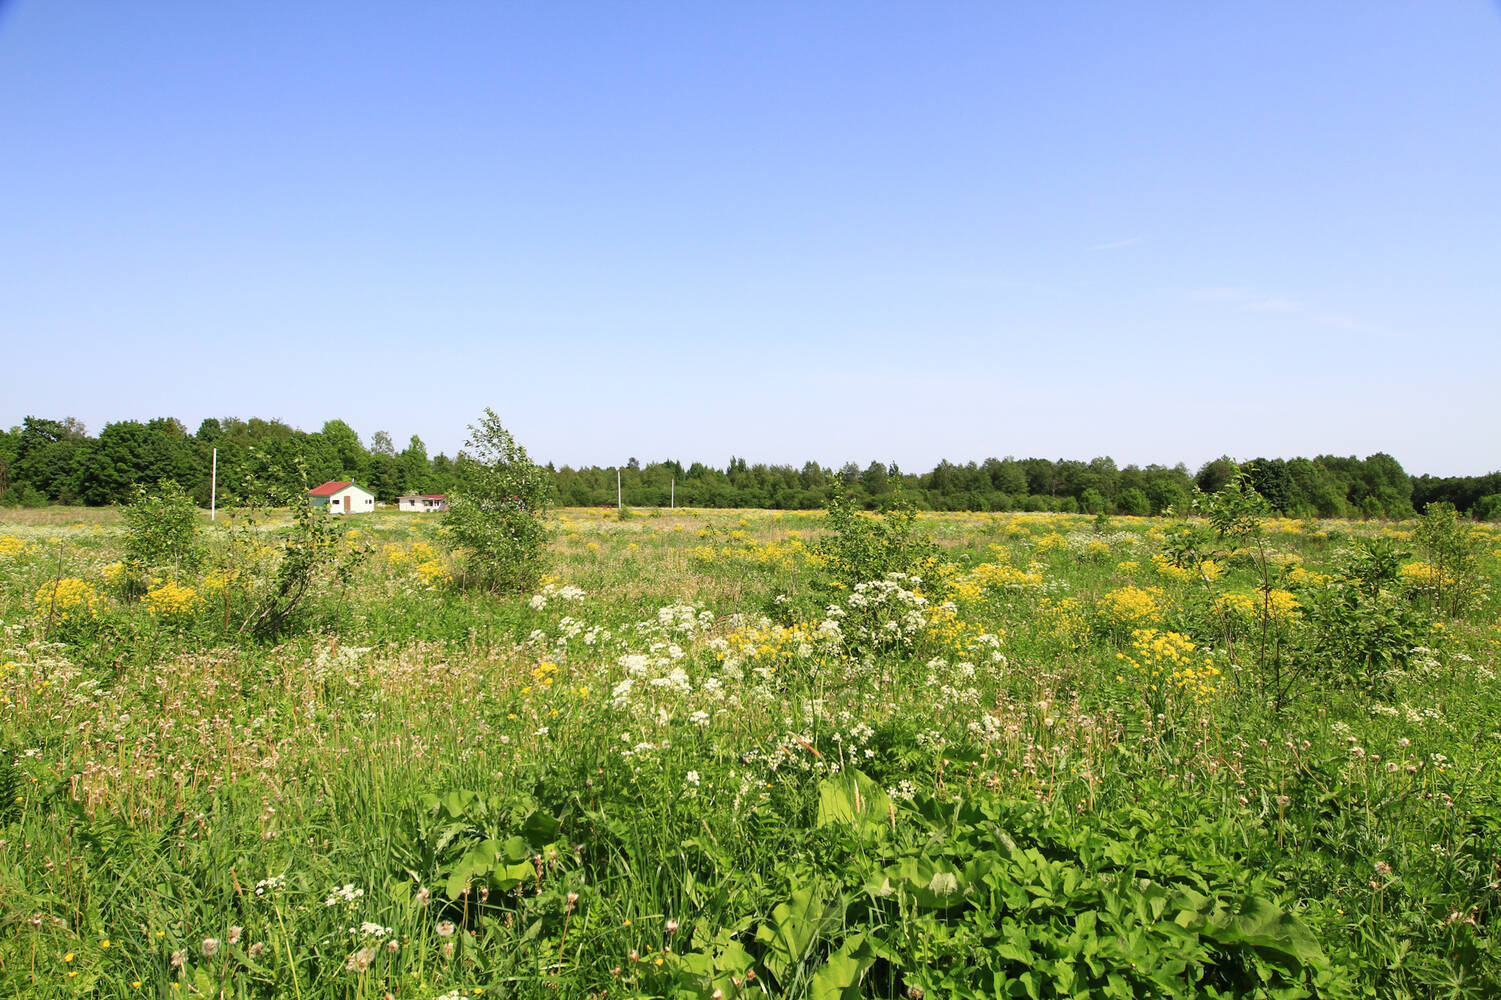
[398,497,446,512]
[325,486,375,514]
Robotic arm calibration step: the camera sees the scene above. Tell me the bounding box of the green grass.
[0,507,1498,998]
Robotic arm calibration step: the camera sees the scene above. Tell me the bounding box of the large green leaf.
[816,769,893,836]
[1173,890,1326,968]
[810,935,876,1000]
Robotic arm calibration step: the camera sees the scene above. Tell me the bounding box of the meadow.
[1,500,1498,999]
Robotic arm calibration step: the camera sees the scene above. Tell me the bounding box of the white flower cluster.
[351,921,393,938]
[528,582,588,611]
[253,874,286,896]
[841,575,930,652]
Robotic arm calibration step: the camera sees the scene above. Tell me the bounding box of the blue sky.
[3,2,1498,475]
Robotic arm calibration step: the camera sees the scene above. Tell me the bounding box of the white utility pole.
[617,467,622,511]
[210,447,217,521]
[671,477,674,509]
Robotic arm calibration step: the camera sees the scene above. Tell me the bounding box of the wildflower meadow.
[1,490,1498,998]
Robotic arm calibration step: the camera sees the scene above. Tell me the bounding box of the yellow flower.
[201,567,237,593]
[1150,553,1192,583]
[146,581,202,620]
[1098,585,1164,629]
[415,559,451,588]
[33,578,103,622]
[1398,561,1448,590]
[1214,589,1300,624]
[1285,566,1330,588]
[1034,531,1067,553]
[1117,629,1224,708]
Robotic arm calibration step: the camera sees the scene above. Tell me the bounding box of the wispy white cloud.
[1088,236,1143,251]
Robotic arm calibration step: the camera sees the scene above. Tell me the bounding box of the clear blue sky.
[4,2,1498,475]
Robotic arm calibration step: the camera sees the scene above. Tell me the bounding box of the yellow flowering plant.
[1115,629,1224,719]
[146,580,203,623]
[1098,585,1164,636]
[34,577,105,635]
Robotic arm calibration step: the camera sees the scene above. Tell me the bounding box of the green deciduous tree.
[122,480,204,574]
[443,410,552,593]
[816,483,934,593]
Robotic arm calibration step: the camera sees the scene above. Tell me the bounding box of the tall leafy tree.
[398,435,430,494]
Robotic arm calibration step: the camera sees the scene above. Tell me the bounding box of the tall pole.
[617,467,622,511]
[210,447,217,521]
[671,477,674,509]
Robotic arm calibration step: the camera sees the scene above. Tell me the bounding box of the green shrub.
[815,484,934,591]
[1414,501,1482,617]
[121,479,203,573]
[1117,487,1150,516]
[443,409,553,594]
[1471,493,1501,521]
[241,488,353,637]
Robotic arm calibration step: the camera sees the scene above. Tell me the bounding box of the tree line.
[2,414,1497,519]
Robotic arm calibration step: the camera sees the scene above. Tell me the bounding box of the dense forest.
[2,415,1498,519]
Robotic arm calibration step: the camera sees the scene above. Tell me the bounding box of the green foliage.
[815,484,935,590]
[404,788,572,912]
[240,481,364,637]
[1413,501,1482,617]
[1194,470,1306,711]
[443,409,553,594]
[1195,467,1273,542]
[1117,487,1150,516]
[1300,579,1424,696]
[5,408,1495,519]
[1472,493,1501,521]
[1343,536,1408,597]
[121,479,204,573]
[0,753,19,826]
[668,770,1343,1000]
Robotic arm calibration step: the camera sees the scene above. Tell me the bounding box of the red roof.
[308,481,354,496]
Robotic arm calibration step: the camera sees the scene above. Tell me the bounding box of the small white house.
[397,494,447,513]
[308,481,376,515]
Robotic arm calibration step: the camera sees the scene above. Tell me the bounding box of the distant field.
[1,504,1498,998]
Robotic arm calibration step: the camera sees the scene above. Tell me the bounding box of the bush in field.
[443,409,553,593]
[121,479,203,573]
[815,483,934,591]
[241,485,358,637]
[1413,501,1482,618]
